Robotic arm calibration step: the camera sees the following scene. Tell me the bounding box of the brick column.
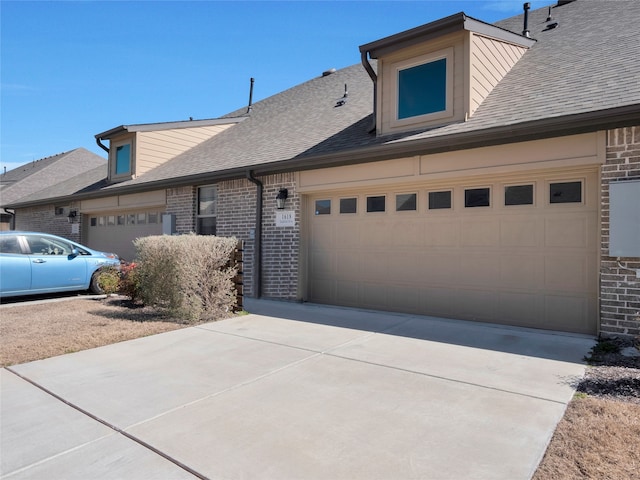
[166,186,196,234]
[600,126,640,337]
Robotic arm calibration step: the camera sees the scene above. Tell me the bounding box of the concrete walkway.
[1,299,595,479]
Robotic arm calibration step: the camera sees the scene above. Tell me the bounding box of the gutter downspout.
[245,170,263,298]
[96,137,109,154]
[5,208,16,230]
[360,51,377,134]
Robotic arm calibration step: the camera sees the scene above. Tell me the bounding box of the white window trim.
[392,47,454,129]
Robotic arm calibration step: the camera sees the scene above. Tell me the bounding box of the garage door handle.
[32,259,46,264]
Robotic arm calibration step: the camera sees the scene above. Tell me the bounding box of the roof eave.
[359,12,534,59]
[95,117,248,140]
[10,104,639,209]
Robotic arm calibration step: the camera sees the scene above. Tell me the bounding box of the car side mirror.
[70,248,80,257]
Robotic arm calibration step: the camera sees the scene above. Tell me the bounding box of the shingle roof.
[0,148,106,207]
[107,0,639,192]
[8,0,640,205]
[10,164,108,205]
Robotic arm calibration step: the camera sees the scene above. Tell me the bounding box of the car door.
[23,234,89,292]
[0,234,32,296]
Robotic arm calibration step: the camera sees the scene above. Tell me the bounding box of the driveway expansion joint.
[4,366,209,480]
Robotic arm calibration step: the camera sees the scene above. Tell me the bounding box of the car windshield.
[25,235,73,256]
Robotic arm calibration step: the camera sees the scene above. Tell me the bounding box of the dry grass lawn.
[0,296,187,367]
[2,295,639,479]
[534,396,640,480]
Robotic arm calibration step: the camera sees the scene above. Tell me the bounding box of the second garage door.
[85,210,165,261]
[306,169,598,334]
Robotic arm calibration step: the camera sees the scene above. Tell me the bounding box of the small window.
[550,181,582,204]
[115,144,131,175]
[396,193,417,211]
[117,215,125,226]
[465,188,490,208]
[398,58,447,119]
[90,217,97,227]
[198,186,216,216]
[505,185,534,206]
[197,185,217,235]
[98,216,106,226]
[54,206,67,216]
[340,198,357,214]
[107,215,116,226]
[315,200,331,215]
[137,213,147,224]
[367,195,386,213]
[428,191,452,210]
[148,212,158,224]
[127,214,136,225]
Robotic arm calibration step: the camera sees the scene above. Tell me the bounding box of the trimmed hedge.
[133,234,238,323]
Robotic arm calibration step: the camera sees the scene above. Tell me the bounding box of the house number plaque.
[275,210,295,227]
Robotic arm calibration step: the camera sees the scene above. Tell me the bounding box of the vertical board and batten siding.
[136,125,235,175]
[469,34,528,115]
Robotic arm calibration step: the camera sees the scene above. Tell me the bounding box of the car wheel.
[90,271,104,294]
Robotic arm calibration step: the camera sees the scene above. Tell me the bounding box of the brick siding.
[168,173,300,301]
[165,186,196,234]
[14,203,83,244]
[217,173,299,300]
[600,126,640,337]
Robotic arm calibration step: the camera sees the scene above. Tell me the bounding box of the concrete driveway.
[1,299,594,479]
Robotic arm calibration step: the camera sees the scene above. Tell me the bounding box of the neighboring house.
[0,148,106,232]
[7,1,640,337]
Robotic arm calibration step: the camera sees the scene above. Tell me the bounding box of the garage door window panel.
[339,198,357,214]
[505,184,534,206]
[315,200,331,215]
[367,195,386,213]
[428,190,452,210]
[550,181,582,204]
[465,188,491,208]
[396,193,417,212]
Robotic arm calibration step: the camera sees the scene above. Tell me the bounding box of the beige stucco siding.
[136,125,234,175]
[469,33,528,115]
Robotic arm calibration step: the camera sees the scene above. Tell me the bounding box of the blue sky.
[1,0,543,172]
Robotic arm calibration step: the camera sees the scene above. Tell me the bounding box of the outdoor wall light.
[67,210,78,223]
[276,188,289,209]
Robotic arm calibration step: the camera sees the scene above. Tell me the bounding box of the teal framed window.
[115,144,131,175]
[398,58,447,120]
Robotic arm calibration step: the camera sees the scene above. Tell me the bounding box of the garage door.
[85,210,164,261]
[307,169,598,334]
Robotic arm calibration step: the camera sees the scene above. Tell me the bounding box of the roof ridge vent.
[322,68,337,77]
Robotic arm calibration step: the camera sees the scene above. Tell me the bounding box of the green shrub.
[133,234,238,323]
